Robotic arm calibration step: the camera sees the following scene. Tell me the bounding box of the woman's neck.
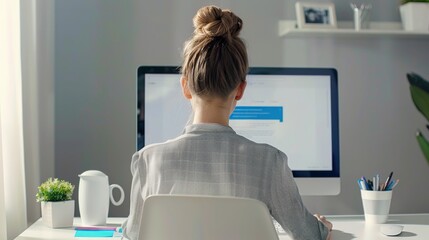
[191,97,235,126]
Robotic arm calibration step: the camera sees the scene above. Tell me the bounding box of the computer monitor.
[137,66,340,195]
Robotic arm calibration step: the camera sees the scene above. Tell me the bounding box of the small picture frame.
[295,2,337,29]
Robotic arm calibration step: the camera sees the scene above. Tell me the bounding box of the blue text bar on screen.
[230,106,283,122]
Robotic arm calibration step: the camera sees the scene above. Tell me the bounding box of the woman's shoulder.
[233,133,280,151]
[130,138,183,170]
[135,130,288,163]
[136,134,189,156]
[233,133,287,159]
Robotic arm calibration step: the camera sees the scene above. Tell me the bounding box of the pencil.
[383,172,393,191]
[390,179,400,190]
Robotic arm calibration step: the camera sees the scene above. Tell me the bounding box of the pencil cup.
[360,190,392,224]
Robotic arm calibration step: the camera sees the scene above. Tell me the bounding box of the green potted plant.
[36,178,75,228]
[407,73,429,165]
[401,0,429,3]
[400,0,429,31]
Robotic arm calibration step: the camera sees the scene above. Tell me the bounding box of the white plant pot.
[41,200,75,228]
[400,2,429,31]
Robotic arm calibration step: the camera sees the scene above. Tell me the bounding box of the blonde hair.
[181,5,248,98]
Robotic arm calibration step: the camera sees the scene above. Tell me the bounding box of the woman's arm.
[122,152,146,240]
[268,151,331,240]
[314,214,333,240]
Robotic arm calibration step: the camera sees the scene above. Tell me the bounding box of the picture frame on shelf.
[295,2,337,29]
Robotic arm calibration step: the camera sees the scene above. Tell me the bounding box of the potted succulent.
[36,178,75,228]
[407,73,429,165]
[399,0,429,31]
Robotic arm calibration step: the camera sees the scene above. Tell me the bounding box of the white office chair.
[139,194,279,240]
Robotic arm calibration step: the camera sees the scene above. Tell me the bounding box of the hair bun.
[193,5,242,39]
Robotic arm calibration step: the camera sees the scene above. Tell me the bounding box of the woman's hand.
[314,213,333,240]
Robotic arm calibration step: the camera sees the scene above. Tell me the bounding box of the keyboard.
[273,219,286,235]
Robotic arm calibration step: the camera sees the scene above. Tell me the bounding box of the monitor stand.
[295,178,340,196]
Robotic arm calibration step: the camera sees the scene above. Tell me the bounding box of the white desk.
[16,214,429,240]
[15,218,124,240]
[321,214,429,240]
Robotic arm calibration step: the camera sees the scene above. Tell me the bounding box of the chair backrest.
[139,195,279,240]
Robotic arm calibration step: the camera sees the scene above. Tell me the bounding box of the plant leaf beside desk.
[408,72,429,165]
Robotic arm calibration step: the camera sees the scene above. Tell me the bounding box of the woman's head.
[181,6,248,99]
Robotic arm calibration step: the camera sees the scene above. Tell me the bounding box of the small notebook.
[75,230,123,238]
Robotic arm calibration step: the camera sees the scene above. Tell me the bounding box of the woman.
[123,5,332,240]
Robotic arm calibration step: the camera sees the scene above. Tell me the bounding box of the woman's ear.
[234,81,247,100]
[181,76,192,99]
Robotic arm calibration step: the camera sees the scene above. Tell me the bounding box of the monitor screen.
[137,66,340,195]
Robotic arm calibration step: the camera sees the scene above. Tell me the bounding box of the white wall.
[21,0,55,224]
[47,0,429,219]
[54,0,136,217]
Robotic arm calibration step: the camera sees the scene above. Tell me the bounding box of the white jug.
[78,170,124,226]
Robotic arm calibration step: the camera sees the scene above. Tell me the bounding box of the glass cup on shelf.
[350,3,372,30]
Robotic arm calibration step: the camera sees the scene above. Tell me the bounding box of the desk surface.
[16,214,429,240]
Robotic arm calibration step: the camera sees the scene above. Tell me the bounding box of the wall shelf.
[279,20,429,38]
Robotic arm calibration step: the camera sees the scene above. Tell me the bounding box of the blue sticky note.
[75,230,115,237]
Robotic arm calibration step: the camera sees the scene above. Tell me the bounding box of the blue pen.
[368,179,373,191]
[390,179,400,190]
[386,179,395,191]
[358,179,366,190]
[361,176,369,190]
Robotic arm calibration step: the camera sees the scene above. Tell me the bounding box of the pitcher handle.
[109,184,125,206]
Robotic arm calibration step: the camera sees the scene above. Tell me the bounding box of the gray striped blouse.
[122,123,328,240]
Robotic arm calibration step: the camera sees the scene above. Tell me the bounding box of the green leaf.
[401,0,429,4]
[407,73,429,93]
[416,131,429,165]
[408,73,429,122]
[36,178,74,202]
